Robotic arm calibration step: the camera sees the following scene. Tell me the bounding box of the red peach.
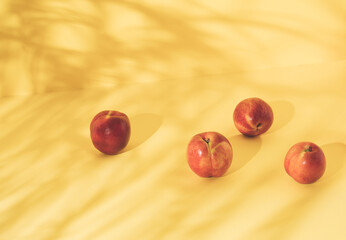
[187,132,233,178]
[90,110,130,155]
[233,97,273,136]
[284,142,326,184]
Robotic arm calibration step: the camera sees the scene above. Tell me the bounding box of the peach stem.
[304,146,313,152]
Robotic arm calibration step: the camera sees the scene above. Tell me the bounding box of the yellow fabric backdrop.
[0,0,345,239]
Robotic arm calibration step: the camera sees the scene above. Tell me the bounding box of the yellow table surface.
[1,0,345,239]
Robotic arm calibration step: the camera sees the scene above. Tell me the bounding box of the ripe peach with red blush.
[90,110,130,155]
[284,142,326,184]
[187,132,233,178]
[233,98,273,137]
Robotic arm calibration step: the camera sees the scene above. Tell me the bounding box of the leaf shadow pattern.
[0,0,244,97]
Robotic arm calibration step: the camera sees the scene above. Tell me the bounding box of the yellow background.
[0,0,345,239]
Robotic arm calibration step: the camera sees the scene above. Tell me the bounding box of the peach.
[233,97,273,136]
[187,132,233,177]
[90,110,130,155]
[284,142,326,184]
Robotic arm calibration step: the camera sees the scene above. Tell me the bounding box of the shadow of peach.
[320,142,345,182]
[225,134,262,175]
[268,100,295,134]
[123,113,163,151]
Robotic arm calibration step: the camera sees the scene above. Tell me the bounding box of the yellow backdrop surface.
[0,0,345,239]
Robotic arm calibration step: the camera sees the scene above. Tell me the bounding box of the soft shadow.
[226,134,262,174]
[268,100,295,133]
[123,113,163,152]
[320,142,345,181]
